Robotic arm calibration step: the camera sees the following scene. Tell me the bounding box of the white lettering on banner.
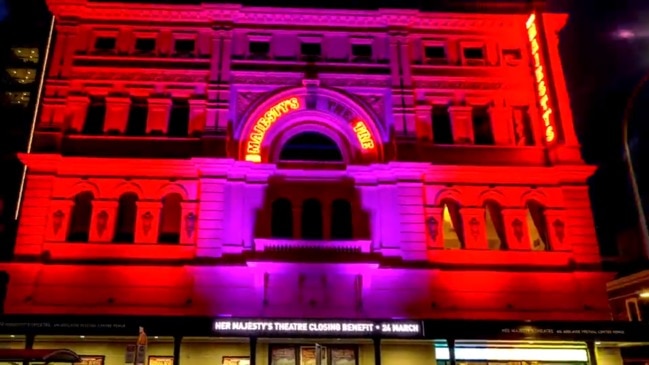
[213,320,421,336]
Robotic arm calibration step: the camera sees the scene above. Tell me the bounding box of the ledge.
[43,243,195,261]
[255,238,372,253]
[426,249,574,268]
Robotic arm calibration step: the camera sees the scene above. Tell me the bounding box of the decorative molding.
[49,1,526,31]
[71,69,208,83]
[416,80,503,90]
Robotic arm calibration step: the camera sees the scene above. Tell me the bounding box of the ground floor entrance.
[0,316,647,365]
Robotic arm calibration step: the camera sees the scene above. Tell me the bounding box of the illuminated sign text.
[213,320,422,337]
[245,97,301,162]
[526,13,556,143]
[352,121,375,150]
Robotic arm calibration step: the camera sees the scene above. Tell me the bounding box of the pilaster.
[134,201,162,244]
[414,104,433,141]
[45,200,74,242]
[501,208,531,250]
[489,104,514,145]
[448,105,473,144]
[146,97,172,134]
[89,200,118,243]
[179,202,198,245]
[188,99,207,135]
[104,96,131,133]
[424,206,444,249]
[66,95,90,132]
[459,207,488,249]
[544,208,568,251]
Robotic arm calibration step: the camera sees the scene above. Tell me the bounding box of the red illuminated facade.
[0,0,632,364]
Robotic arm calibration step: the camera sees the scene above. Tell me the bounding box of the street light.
[622,72,649,259]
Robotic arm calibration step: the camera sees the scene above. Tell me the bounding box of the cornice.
[71,67,209,83]
[48,0,531,31]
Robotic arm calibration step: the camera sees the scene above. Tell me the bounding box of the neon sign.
[352,121,375,150]
[213,319,422,337]
[526,13,556,144]
[245,97,300,162]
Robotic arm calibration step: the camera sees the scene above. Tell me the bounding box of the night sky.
[1,0,648,256]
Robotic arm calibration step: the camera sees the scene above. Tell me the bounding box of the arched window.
[158,193,182,243]
[484,200,507,250]
[331,199,353,239]
[83,97,106,135]
[113,193,138,243]
[125,98,148,136]
[441,199,464,249]
[526,200,548,250]
[280,132,343,162]
[271,198,293,238]
[67,191,94,242]
[301,198,323,240]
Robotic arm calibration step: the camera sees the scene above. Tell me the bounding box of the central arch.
[279,132,343,162]
[236,86,385,164]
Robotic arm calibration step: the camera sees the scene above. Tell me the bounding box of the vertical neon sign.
[526,13,556,144]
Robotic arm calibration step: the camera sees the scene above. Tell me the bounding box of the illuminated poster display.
[526,13,557,144]
[222,357,250,365]
[270,347,296,365]
[148,357,173,365]
[75,356,104,365]
[213,319,423,338]
[300,346,326,365]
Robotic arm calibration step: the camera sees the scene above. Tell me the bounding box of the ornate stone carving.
[95,210,109,238]
[52,210,65,235]
[72,70,208,83]
[235,91,266,121]
[469,217,480,241]
[184,212,197,238]
[357,94,386,118]
[231,74,302,86]
[322,78,390,88]
[417,80,503,90]
[425,217,439,243]
[141,211,154,236]
[511,218,523,243]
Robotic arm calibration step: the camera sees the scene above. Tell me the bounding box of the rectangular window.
[351,44,372,61]
[135,38,156,53]
[94,37,116,52]
[463,47,484,59]
[472,106,494,145]
[301,43,321,57]
[249,41,270,58]
[424,45,446,59]
[174,39,195,55]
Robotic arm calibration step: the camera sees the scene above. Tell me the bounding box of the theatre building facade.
[0,0,645,364]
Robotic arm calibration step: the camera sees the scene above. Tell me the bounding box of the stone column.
[134,201,162,244]
[459,207,488,249]
[501,208,531,250]
[322,199,332,240]
[89,200,119,243]
[424,206,444,249]
[448,105,473,144]
[179,202,198,245]
[188,99,207,135]
[66,95,90,133]
[60,27,79,79]
[292,205,302,239]
[45,200,74,242]
[146,97,172,134]
[414,104,433,141]
[488,104,514,146]
[544,208,568,251]
[104,96,131,134]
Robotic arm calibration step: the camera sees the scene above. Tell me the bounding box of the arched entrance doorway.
[234,86,385,164]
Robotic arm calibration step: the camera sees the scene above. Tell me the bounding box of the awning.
[0,349,82,363]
